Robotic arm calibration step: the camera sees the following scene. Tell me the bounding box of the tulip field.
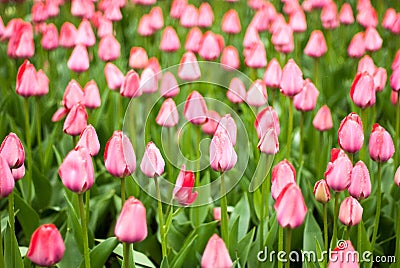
[2,0,400,267]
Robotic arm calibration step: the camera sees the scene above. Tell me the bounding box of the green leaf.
[14,192,40,239]
[31,164,53,210]
[253,189,262,221]
[58,231,83,268]
[4,224,23,268]
[78,237,118,268]
[303,212,324,255]
[64,193,84,254]
[229,194,250,240]
[170,234,198,268]
[160,257,170,268]
[114,244,156,268]
[229,217,240,252]
[236,228,255,267]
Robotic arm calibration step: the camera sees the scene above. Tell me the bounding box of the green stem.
[121,177,126,206]
[285,228,292,268]
[78,194,91,268]
[360,108,368,163]
[371,162,382,251]
[118,95,123,130]
[323,204,328,267]
[196,126,201,186]
[396,203,400,263]
[85,190,90,230]
[36,98,44,171]
[358,221,362,253]
[314,58,319,91]
[332,192,340,247]
[286,98,294,160]
[155,177,167,257]
[260,172,270,249]
[24,98,33,202]
[395,102,400,167]
[278,226,283,268]
[0,212,4,268]
[299,112,304,165]
[220,172,229,246]
[123,242,132,268]
[8,191,15,266]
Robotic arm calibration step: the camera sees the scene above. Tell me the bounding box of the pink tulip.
[71,0,94,19]
[75,19,96,47]
[348,160,371,199]
[201,234,232,268]
[202,111,221,135]
[120,70,141,98]
[104,131,136,178]
[255,106,280,139]
[159,26,180,53]
[68,44,90,73]
[129,47,148,69]
[173,165,198,206]
[27,224,65,267]
[244,41,267,68]
[0,133,25,169]
[263,58,282,89]
[294,79,319,112]
[321,2,340,29]
[12,164,25,181]
[59,147,94,193]
[274,183,307,228]
[313,179,331,204]
[184,91,208,125]
[114,196,148,243]
[221,46,240,70]
[369,123,395,162]
[160,72,180,98]
[382,8,397,30]
[52,108,69,122]
[243,26,260,49]
[0,155,15,197]
[246,79,268,107]
[59,22,77,48]
[222,9,241,34]
[98,34,120,62]
[32,2,48,23]
[395,165,400,186]
[339,196,363,226]
[364,27,382,52]
[348,32,366,58]
[178,51,201,81]
[339,3,354,24]
[140,142,165,178]
[391,68,400,91]
[41,23,58,51]
[103,4,123,22]
[280,59,304,97]
[16,60,39,97]
[215,114,237,146]
[63,80,84,110]
[210,130,237,172]
[63,103,88,136]
[156,98,179,127]
[149,6,164,30]
[35,69,49,96]
[328,240,359,268]
[8,20,35,59]
[271,23,294,54]
[258,128,279,155]
[140,67,158,94]
[338,112,364,153]
[104,63,124,90]
[357,6,378,28]
[313,105,333,131]
[198,2,214,28]
[391,91,398,105]
[170,0,187,19]
[0,17,5,38]
[185,27,203,52]
[357,55,376,75]
[180,5,198,28]
[83,80,101,109]
[325,149,352,192]
[213,207,221,221]
[289,9,307,33]
[76,125,100,157]
[350,72,375,108]
[373,67,387,92]
[97,17,113,38]
[304,30,327,58]
[271,160,296,200]
[251,5,275,32]
[132,0,156,5]
[226,77,246,103]
[198,31,221,61]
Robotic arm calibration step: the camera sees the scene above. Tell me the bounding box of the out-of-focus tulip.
[59,147,94,193]
[180,5,198,28]
[222,9,241,34]
[391,68,400,91]
[160,72,180,98]
[156,98,179,127]
[8,20,35,59]
[373,67,387,92]
[382,8,397,30]
[369,123,395,162]
[104,63,124,90]
[338,112,364,153]
[0,156,15,198]
[325,149,352,191]
[98,34,120,62]
[198,2,214,28]
[170,0,187,19]
[63,80,84,110]
[75,19,96,47]
[348,161,371,199]
[76,125,100,156]
[97,17,113,38]
[178,51,201,81]
[294,79,319,112]
[59,22,77,48]
[104,131,136,178]
[71,0,94,19]
[184,91,208,125]
[138,15,154,36]
[313,179,331,204]
[202,111,221,135]
[68,44,90,73]
[201,234,232,268]
[313,105,333,131]
[173,165,198,206]
[12,164,25,181]
[339,196,363,226]
[103,4,123,22]
[255,106,280,139]
[16,60,38,97]
[185,27,202,53]
[27,224,65,267]
[274,183,307,228]
[63,103,88,136]
[120,70,141,98]
[0,133,25,169]
[271,23,294,54]
[304,30,327,58]
[210,130,237,172]
[328,242,359,267]
[321,2,340,29]
[32,2,48,23]
[221,46,240,70]
[132,0,156,5]
[52,108,69,122]
[271,160,296,200]
[140,142,165,177]
[395,165,400,186]
[264,58,282,88]
[258,128,279,155]
[350,72,375,108]
[391,91,398,105]
[339,3,354,25]
[243,25,260,49]
[364,27,382,52]
[348,32,366,58]
[114,196,148,243]
[227,77,246,103]
[129,47,148,69]
[140,67,158,94]
[357,55,376,75]
[83,80,101,109]
[357,6,378,28]
[289,9,307,33]
[148,6,164,31]
[41,23,58,51]
[160,26,180,52]
[198,31,221,61]
[280,59,303,97]
[246,79,268,107]
[213,207,221,221]
[244,41,267,68]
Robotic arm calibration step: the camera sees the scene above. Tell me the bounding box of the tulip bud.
[263,58,282,89]
[243,25,260,49]
[348,32,366,58]
[304,30,327,58]
[280,59,303,97]
[98,34,121,62]
[185,27,203,53]
[140,142,165,178]
[27,224,65,267]
[339,3,354,25]
[215,114,237,146]
[104,63,125,90]
[221,46,240,70]
[0,132,25,169]
[16,60,38,98]
[160,72,180,98]
[198,31,221,61]
[350,72,376,108]
[63,103,88,136]
[357,55,376,75]
[59,147,94,193]
[178,51,201,81]
[170,0,187,19]
[391,68,400,92]
[255,106,280,139]
[325,149,352,192]
[222,9,241,34]
[348,161,371,199]
[83,80,101,109]
[202,111,221,135]
[140,67,158,94]
[210,131,237,172]
[160,26,180,52]
[272,23,294,54]
[120,70,142,98]
[138,15,154,36]
[76,125,100,156]
[246,79,268,107]
[59,22,77,48]
[395,166,400,186]
[369,123,395,162]
[294,79,319,112]
[226,77,246,104]
[357,6,378,28]
[201,234,232,268]
[321,2,339,29]
[68,44,90,73]
[213,207,221,221]
[289,9,307,33]
[313,179,331,204]
[184,91,208,125]
[271,160,296,200]
[63,80,84,110]
[258,128,279,155]
[339,196,363,226]
[364,27,382,52]
[97,17,113,38]
[338,112,364,154]
[198,2,214,28]
[313,105,333,131]
[149,6,164,30]
[373,67,387,92]
[129,47,148,69]
[173,165,198,206]
[156,98,179,127]
[115,196,148,243]
[41,23,58,51]
[0,155,15,198]
[76,19,96,47]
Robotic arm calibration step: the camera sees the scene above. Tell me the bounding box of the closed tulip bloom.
[129,47,148,69]
[391,68,400,91]
[97,17,113,38]
[120,70,141,98]
[180,5,198,28]
[382,8,397,30]
[243,26,260,49]
[338,113,364,153]
[104,131,136,178]
[114,196,148,243]
[170,0,187,19]
[313,179,331,204]
[339,197,363,226]
[215,114,237,146]
[63,103,88,136]
[246,79,268,107]
[16,60,38,97]
[140,67,158,94]
[184,91,208,125]
[160,26,180,52]
[178,51,201,81]
[289,9,307,33]
[8,21,35,59]
[198,2,214,28]
[274,183,307,228]
[221,46,240,70]
[325,149,352,192]
[156,98,179,127]
[63,80,84,110]
[255,106,280,139]
[201,234,232,268]
[258,128,279,155]
[140,142,165,177]
[32,2,48,23]
[41,23,58,51]
[83,80,101,109]
[98,34,120,62]
[173,165,198,206]
[364,27,382,52]
[59,147,94,193]
[328,240,359,268]
[213,207,221,221]
[245,41,267,68]
[264,58,282,88]
[348,161,371,199]
[160,72,180,98]
[202,111,221,135]
[357,6,378,28]
[0,133,25,169]
[27,224,65,267]
[271,160,296,200]
[227,77,246,103]
[350,72,375,108]
[35,69,49,96]
[395,165,400,186]
[52,108,69,122]
[357,55,376,75]
[373,67,387,92]
[321,2,340,29]
[103,4,123,22]
[294,79,319,112]
[222,9,241,34]
[71,0,94,19]
[348,32,366,58]
[12,164,25,181]
[105,63,124,90]
[68,44,90,73]
[149,6,164,30]
[339,3,354,25]
[0,155,15,197]
[59,22,77,48]
[148,58,162,80]
[271,23,294,54]
[185,27,202,52]
[304,30,327,58]
[280,59,304,97]
[210,130,237,172]
[369,123,395,162]
[313,105,333,131]
[75,19,96,47]
[391,91,398,105]
[76,125,100,156]
[199,31,221,61]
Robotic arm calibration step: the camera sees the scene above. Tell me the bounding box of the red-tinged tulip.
[63,103,88,136]
[68,44,90,73]
[289,9,307,33]
[120,70,141,98]
[258,127,279,155]
[392,50,400,71]
[0,155,15,197]
[271,23,294,54]
[313,179,331,204]
[98,34,120,62]
[294,79,319,112]
[41,23,58,51]
[313,105,333,131]
[35,71,49,96]
[12,164,25,181]
[391,90,398,105]
[173,165,198,206]
[321,2,340,29]
[170,0,187,19]
[105,63,124,90]
[244,41,267,68]
[243,25,260,49]
[180,5,198,28]
[348,32,366,58]
[369,123,395,162]
[178,51,201,81]
[373,67,387,92]
[339,196,363,226]
[328,240,359,268]
[104,131,136,178]
[364,27,382,52]
[8,21,35,59]
[46,1,59,18]
[255,106,280,139]
[210,130,237,172]
[185,27,202,52]
[62,80,84,110]
[198,31,221,61]
[221,46,240,70]
[97,17,113,38]
[304,30,327,58]
[339,3,354,25]
[348,160,371,199]
[391,68,400,91]
[0,17,4,38]
[395,165,400,186]
[32,2,48,23]
[149,6,164,31]
[325,150,352,192]
[357,6,378,28]
[156,98,179,127]
[0,133,25,169]
[160,72,180,98]
[274,183,307,228]
[184,91,208,125]
[129,47,148,69]
[75,19,96,47]
[59,146,94,193]
[71,0,94,19]
[114,196,147,243]
[350,72,375,108]
[140,67,158,94]
[263,58,282,88]
[215,114,237,146]
[201,234,232,268]
[52,108,68,122]
[159,26,180,53]
[83,80,101,109]
[140,142,165,178]
[26,224,65,267]
[227,77,246,103]
[382,8,397,30]
[198,2,214,28]
[59,22,77,48]
[104,4,122,22]
[246,79,268,107]
[357,55,376,75]
[202,111,221,135]
[271,160,296,200]
[213,207,221,221]
[16,60,38,97]
[280,59,303,97]
[222,9,241,34]
[76,125,100,157]
[338,113,364,153]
